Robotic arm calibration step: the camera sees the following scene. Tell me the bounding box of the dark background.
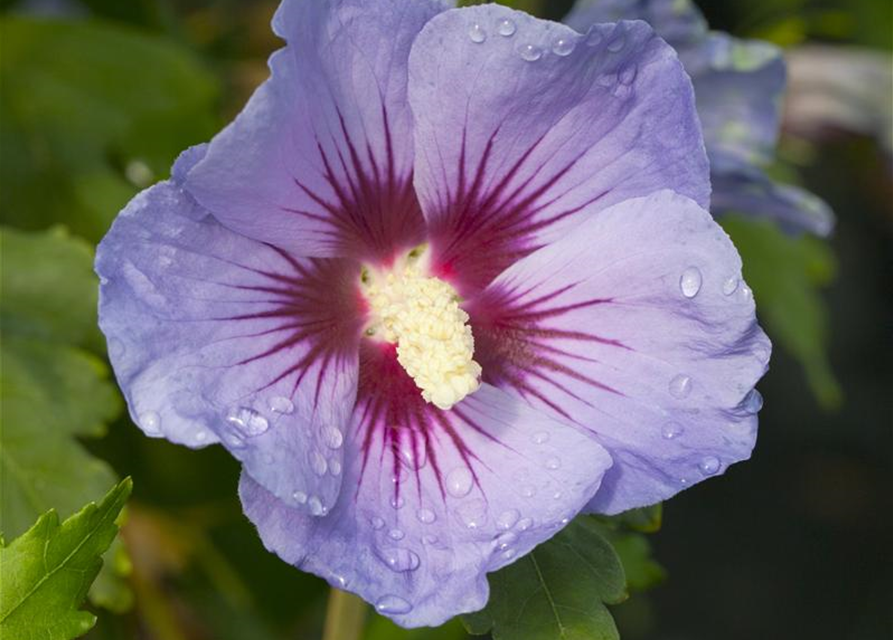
[1,0,890,638]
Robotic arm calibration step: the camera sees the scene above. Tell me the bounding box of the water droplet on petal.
[619,64,637,85]
[108,338,125,359]
[742,389,764,413]
[669,374,693,399]
[518,43,542,62]
[329,460,342,476]
[516,517,534,531]
[398,445,427,470]
[194,430,208,443]
[378,546,420,572]
[531,431,550,444]
[422,534,439,546]
[446,467,474,498]
[468,23,487,43]
[502,549,516,560]
[456,499,489,530]
[496,509,520,530]
[269,396,294,414]
[699,456,721,476]
[495,531,518,550]
[388,528,405,541]
[545,456,561,470]
[390,496,405,510]
[552,36,575,56]
[722,276,740,296]
[139,411,162,436]
[607,33,625,52]
[497,18,516,36]
[376,594,413,614]
[754,345,770,364]
[585,27,604,47]
[371,516,385,530]
[310,450,328,476]
[738,285,753,302]
[323,426,343,449]
[521,485,537,498]
[680,267,703,298]
[226,407,270,437]
[308,496,324,516]
[417,508,436,524]
[292,490,307,504]
[662,422,685,440]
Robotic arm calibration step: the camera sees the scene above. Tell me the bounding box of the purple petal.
[185,0,451,262]
[711,168,835,236]
[466,190,770,514]
[687,34,785,171]
[96,181,364,513]
[408,6,709,295]
[564,0,707,46]
[240,345,612,627]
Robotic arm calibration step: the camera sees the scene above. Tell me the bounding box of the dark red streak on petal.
[281,105,426,263]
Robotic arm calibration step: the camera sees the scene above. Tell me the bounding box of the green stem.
[322,588,368,640]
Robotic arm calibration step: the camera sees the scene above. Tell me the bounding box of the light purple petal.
[185,0,451,261]
[96,180,364,514]
[240,373,612,627]
[407,6,709,294]
[467,190,770,514]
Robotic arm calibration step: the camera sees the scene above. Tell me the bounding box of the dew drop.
[371,516,385,530]
[585,27,604,47]
[139,411,162,436]
[226,407,270,437]
[194,430,208,443]
[516,517,534,531]
[398,444,427,470]
[456,499,488,530]
[225,433,246,449]
[531,431,550,444]
[308,496,325,516]
[376,594,413,615]
[108,338,125,359]
[754,345,770,364]
[388,528,405,541]
[680,267,703,298]
[662,422,685,440]
[377,547,420,572]
[417,508,436,524]
[552,36,576,56]
[446,467,474,498]
[521,485,537,498]
[422,534,439,546]
[699,456,721,476]
[495,531,518,550]
[722,276,740,296]
[518,43,543,62]
[738,285,753,302]
[268,396,294,414]
[545,456,561,470]
[669,374,693,399]
[310,450,328,476]
[618,64,637,85]
[390,496,405,510]
[329,460,342,476]
[502,549,516,560]
[292,490,308,504]
[496,509,520,530]
[323,426,343,449]
[468,23,487,43]
[607,33,625,52]
[497,18,516,37]
[742,389,764,413]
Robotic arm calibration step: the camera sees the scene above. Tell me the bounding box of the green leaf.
[722,216,841,408]
[0,226,129,609]
[0,478,132,640]
[365,615,469,640]
[462,517,626,640]
[0,17,218,241]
